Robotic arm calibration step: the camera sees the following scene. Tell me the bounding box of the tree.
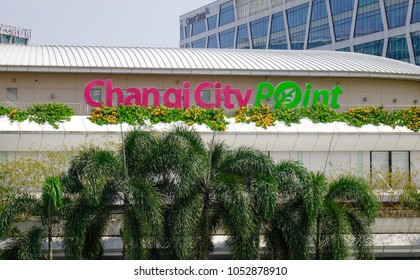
[62,147,123,259]
[41,177,63,260]
[160,128,277,260]
[0,176,63,260]
[267,167,378,260]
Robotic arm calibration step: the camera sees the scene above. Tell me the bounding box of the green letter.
[330,85,343,109]
[255,82,274,106]
[274,81,302,108]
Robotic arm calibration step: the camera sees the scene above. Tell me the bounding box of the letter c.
[84,79,104,107]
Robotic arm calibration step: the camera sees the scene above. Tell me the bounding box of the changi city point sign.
[84,79,343,109]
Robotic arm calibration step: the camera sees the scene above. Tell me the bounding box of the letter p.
[254,82,274,106]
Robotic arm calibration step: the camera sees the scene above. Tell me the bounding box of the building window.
[354,0,384,37]
[192,38,206,48]
[329,0,354,42]
[387,35,410,63]
[180,24,184,41]
[219,28,235,48]
[207,15,217,30]
[287,3,309,50]
[201,90,211,104]
[354,39,384,56]
[250,16,269,49]
[336,47,350,52]
[90,89,101,103]
[384,0,409,29]
[6,88,17,103]
[371,151,410,187]
[269,11,287,49]
[219,0,235,27]
[192,19,207,36]
[185,25,191,39]
[1,34,11,43]
[308,0,331,49]
[412,0,420,23]
[207,34,218,48]
[411,31,420,66]
[236,24,250,49]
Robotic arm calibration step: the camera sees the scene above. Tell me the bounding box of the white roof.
[1,45,420,79]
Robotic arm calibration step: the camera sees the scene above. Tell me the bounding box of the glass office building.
[180,0,420,65]
[0,24,31,45]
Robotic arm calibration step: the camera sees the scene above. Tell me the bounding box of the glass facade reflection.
[354,40,384,56]
[384,0,409,29]
[355,0,384,37]
[208,15,217,30]
[236,24,250,49]
[192,19,206,36]
[269,12,287,49]
[219,28,235,48]
[219,1,235,27]
[180,0,420,65]
[387,35,410,63]
[287,3,309,50]
[250,16,269,49]
[410,31,420,65]
[330,0,354,42]
[192,38,206,48]
[413,0,420,23]
[308,0,331,49]
[208,34,218,48]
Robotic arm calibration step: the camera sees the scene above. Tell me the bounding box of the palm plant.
[164,129,277,260]
[268,167,378,260]
[0,176,63,260]
[62,148,123,259]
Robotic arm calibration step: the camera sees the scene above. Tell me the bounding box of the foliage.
[0,151,70,193]
[4,102,420,132]
[62,147,123,260]
[0,177,64,260]
[267,167,378,260]
[88,104,229,131]
[0,103,74,129]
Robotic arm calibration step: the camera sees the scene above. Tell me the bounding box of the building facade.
[0,24,31,45]
[1,45,420,258]
[179,0,420,66]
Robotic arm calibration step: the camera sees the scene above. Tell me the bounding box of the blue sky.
[2,0,212,47]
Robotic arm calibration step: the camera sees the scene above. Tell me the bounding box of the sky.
[2,0,213,48]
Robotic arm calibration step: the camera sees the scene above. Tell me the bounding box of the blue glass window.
[354,40,384,56]
[411,31,420,65]
[185,43,190,48]
[2,34,11,43]
[308,0,331,49]
[269,12,287,49]
[219,28,235,48]
[192,38,206,48]
[219,1,235,27]
[384,0,409,29]
[192,19,206,36]
[412,0,420,23]
[180,24,184,41]
[185,25,191,39]
[355,0,384,37]
[208,34,218,48]
[208,15,217,30]
[14,38,28,45]
[250,16,269,49]
[337,47,351,52]
[330,0,354,42]
[236,24,250,49]
[386,35,410,63]
[287,3,309,50]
